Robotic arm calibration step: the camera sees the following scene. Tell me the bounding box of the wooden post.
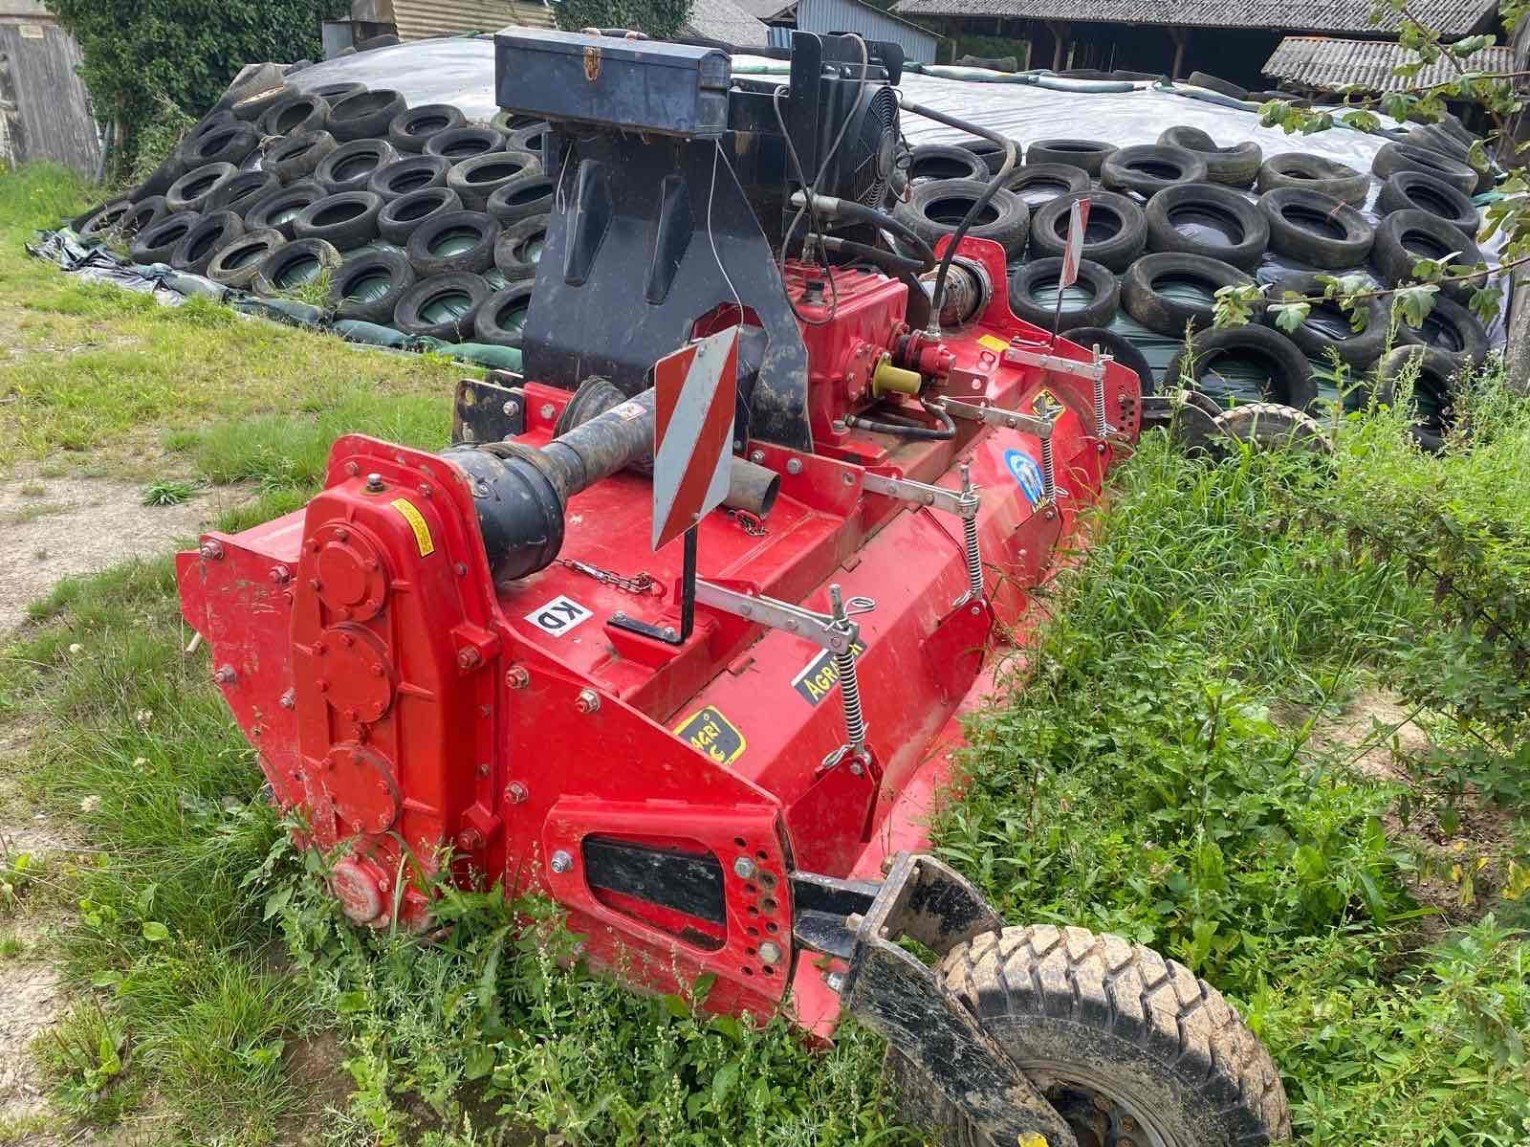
[1169,26,1189,80]
[1045,21,1068,70]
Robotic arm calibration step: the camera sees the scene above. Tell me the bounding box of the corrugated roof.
[682,0,772,46]
[893,0,1498,36]
[1264,35,1514,90]
[391,0,553,41]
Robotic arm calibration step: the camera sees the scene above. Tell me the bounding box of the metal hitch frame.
[793,854,1078,1145]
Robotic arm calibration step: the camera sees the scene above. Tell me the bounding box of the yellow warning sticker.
[674,706,747,766]
[978,334,1009,354]
[389,498,435,557]
[1033,387,1063,415]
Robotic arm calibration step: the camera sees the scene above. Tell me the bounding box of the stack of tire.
[895,119,1492,450]
[75,82,554,349]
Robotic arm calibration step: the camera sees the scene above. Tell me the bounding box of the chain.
[724,508,768,536]
[557,559,663,597]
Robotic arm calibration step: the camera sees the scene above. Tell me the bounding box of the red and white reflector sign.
[1059,196,1091,288]
[651,326,740,551]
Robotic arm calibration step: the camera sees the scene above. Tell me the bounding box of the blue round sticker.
[1004,448,1044,505]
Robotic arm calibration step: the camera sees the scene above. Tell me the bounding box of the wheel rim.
[1015,1060,1183,1147]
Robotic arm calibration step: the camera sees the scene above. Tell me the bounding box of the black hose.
[820,235,925,275]
[844,398,956,440]
[896,97,1017,332]
[794,192,937,268]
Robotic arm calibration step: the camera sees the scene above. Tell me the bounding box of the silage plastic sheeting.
[287,36,503,121]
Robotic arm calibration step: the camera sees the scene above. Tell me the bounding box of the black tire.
[265,130,337,184]
[1396,294,1489,365]
[956,136,1016,174]
[206,169,279,216]
[486,172,555,225]
[1373,209,1484,299]
[1262,271,1387,368]
[424,125,506,162]
[378,187,463,246]
[130,212,201,265]
[165,162,238,214]
[473,281,536,347]
[253,237,342,297]
[1101,144,1208,198]
[1376,170,1478,233]
[1372,345,1463,448]
[907,143,988,183]
[1065,326,1157,395]
[205,228,287,290]
[183,121,260,168]
[1214,402,1332,454]
[1167,324,1316,410]
[308,81,365,103]
[118,196,168,241]
[894,178,1030,257]
[506,121,549,156]
[170,210,245,275]
[1031,191,1146,271]
[259,91,329,137]
[292,191,383,250]
[368,154,451,201]
[244,181,328,240]
[393,273,490,341]
[1256,152,1369,205]
[490,110,544,135]
[387,103,467,153]
[1145,181,1269,269]
[315,139,399,194]
[1008,257,1119,331]
[1186,70,1250,100]
[404,209,500,276]
[446,149,541,211]
[184,108,237,145]
[228,84,289,124]
[1156,126,1261,187]
[1372,141,1476,195]
[1122,252,1253,336]
[129,153,186,202]
[493,215,550,280]
[331,247,416,324]
[328,88,407,142]
[1003,163,1090,209]
[922,926,1291,1145]
[1259,187,1374,269]
[1026,138,1116,176]
[78,199,132,242]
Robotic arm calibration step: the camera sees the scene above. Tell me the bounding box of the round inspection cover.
[314,625,394,723]
[330,858,385,924]
[312,523,388,620]
[322,745,401,836]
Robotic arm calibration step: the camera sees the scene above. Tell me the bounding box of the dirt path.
[0,474,224,633]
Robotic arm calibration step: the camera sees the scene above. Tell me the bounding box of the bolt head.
[825,971,846,992]
[575,688,600,714]
[268,564,291,584]
[455,827,484,851]
[365,472,385,492]
[199,539,224,561]
[503,399,520,417]
[786,458,804,476]
[733,856,757,879]
[550,849,574,874]
[539,402,556,420]
[758,940,782,965]
[213,664,236,685]
[279,688,296,709]
[457,647,482,670]
[506,781,529,804]
[749,449,766,464]
[504,665,530,689]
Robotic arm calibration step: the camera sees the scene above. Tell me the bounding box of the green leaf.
[463,1043,495,1080]
[1394,283,1440,329]
[141,920,169,942]
[1271,300,1311,334]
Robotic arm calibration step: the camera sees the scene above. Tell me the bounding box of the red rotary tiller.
[178,29,1290,1145]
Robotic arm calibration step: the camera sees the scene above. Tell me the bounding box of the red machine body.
[177,239,1140,1033]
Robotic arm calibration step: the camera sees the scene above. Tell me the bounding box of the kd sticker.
[674,706,746,766]
[524,595,593,636]
[1004,448,1045,505]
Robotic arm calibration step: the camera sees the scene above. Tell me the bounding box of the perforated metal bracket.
[862,471,976,519]
[938,396,1052,438]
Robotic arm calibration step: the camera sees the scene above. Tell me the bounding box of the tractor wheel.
[897,925,1292,1145]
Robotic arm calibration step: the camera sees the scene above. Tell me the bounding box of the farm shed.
[892,0,1503,88]
[1263,34,1516,93]
[767,0,942,63]
[325,0,554,54]
[0,0,99,176]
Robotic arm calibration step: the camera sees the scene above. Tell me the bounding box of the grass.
[2,161,1529,1144]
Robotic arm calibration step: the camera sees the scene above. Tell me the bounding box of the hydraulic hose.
[818,235,926,276]
[843,398,956,441]
[895,96,1018,334]
[790,191,937,269]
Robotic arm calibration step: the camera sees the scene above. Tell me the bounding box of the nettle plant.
[1212,0,1529,339]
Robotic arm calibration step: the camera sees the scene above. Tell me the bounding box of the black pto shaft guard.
[793,854,1078,1146]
